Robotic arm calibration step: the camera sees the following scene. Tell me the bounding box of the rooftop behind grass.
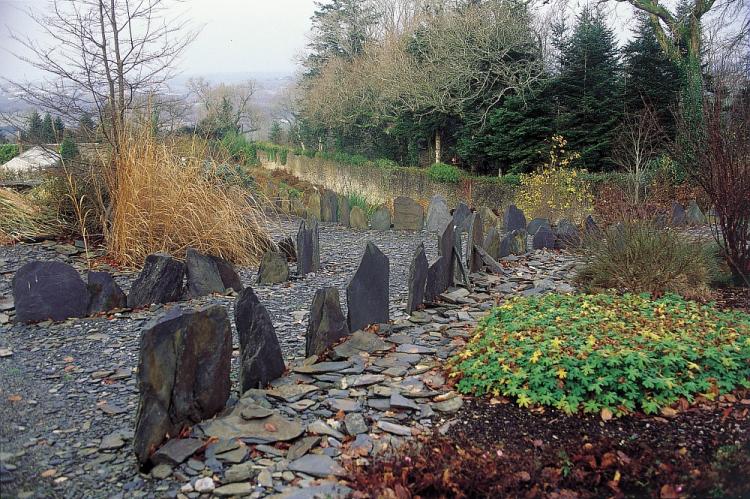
[449,293,750,416]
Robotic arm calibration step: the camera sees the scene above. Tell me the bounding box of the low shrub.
[0,144,19,164]
[374,158,399,170]
[0,187,62,243]
[427,162,462,183]
[449,293,750,416]
[347,191,376,217]
[59,137,79,161]
[256,142,289,165]
[218,132,258,166]
[576,220,717,299]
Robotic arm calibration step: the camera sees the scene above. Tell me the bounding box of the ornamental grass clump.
[449,293,750,416]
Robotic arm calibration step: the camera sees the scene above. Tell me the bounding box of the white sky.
[0,0,318,79]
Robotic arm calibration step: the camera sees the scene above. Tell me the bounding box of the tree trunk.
[434,129,441,164]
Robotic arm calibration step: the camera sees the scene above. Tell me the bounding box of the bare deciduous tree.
[6,0,197,150]
[188,78,259,138]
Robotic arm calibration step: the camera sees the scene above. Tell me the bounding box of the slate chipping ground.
[0,216,582,498]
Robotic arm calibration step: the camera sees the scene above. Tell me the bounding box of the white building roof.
[1,146,60,173]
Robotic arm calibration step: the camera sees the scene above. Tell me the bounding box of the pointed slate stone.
[235,287,285,392]
[87,271,126,314]
[686,200,705,226]
[405,243,428,314]
[128,253,185,308]
[437,218,456,281]
[133,305,231,465]
[532,226,556,250]
[321,190,338,222]
[478,206,498,235]
[296,220,320,276]
[338,195,351,227]
[555,219,580,248]
[186,248,225,298]
[671,201,686,225]
[393,196,424,231]
[13,261,88,323]
[527,218,551,235]
[349,206,368,230]
[305,287,349,357]
[483,226,501,260]
[370,206,391,230]
[452,202,471,231]
[346,242,389,332]
[499,229,527,257]
[306,191,321,221]
[257,251,289,284]
[466,212,484,273]
[426,195,450,232]
[210,255,244,292]
[424,256,449,302]
[503,204,527,232]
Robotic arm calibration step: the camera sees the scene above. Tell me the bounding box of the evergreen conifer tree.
[53,116,65,142]
[41,113,55,143]
[27,110,43,142]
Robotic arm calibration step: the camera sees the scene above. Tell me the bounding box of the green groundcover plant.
[449,293,750,416]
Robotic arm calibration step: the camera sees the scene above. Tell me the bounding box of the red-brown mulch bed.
[714,286,750,314]
[347,397,750,498]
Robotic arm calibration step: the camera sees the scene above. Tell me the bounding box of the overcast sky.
[0,0,318,80]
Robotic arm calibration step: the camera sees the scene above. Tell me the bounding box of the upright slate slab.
[584,215,600,235]
[424,256,449,302]
[257,251,289,284]
[405,243,428,314]
[306,192,321,221]
[128,254,185,309]
[338,195,351,227]
[478,206,498,235]
[503,204,527,232]
[671,202,686,226]
[296,220,320,276]
[437,219,456,282]
[555,219,581,249]
[186,248,225,298]
[483,226,501,260]
[209,255,244,292]
[235,287,286,392]
[87,271,126,315]
[453,202,472,232]
[370,206,391,230]
[305,287,349,357]
[321,190,338,223]
[392,196,424,231]
[13,261,88,323]
[532,226,556,250]
[499,229,527,257]
[527,218,551,236]
[453,233,471,287]
[346,242,389,332]
[349,206,368,230]
[466,213,484,273]
[686,200,705,226]
[426,195,451,232]
[133,305,231,465]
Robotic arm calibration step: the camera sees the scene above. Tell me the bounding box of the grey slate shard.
[474,246,505,274]
[209,255,244,292]
[296,220,320,276]
[671,202,686,226]
[503,204,527,232]
[235,287,286,392]
[499,229,527,257]
[346,241,389,332]
[527,218,551,235]
[405,243,428,314]
[425,195,451,232]
[127,253,185,308]
[306,287,349,357]
[483,226,501,260]
[257,251,289,284]
[466,212,484,273]
[12,260,88,323]
[186,248,225,298]
[87,271,126,314]
[370,206,392,230]
[338,195,351,227]
[532,226,556,250]
[452,202,472,231]
[133,305,231,465]
[555,219,581,249]
[392,196,424,231]
[686,200,705,226]
[321,190,338,223]
[424,256,449,302]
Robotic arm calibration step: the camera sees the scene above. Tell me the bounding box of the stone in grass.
[235,287,286,392]
[127,253,185,308]
[133,305,231,465]
[671,201,686,226]
[306,191,321,221]
[483,226,501,260]
[257,251,289,284]
[186,248,225,298]
[346,241,389,333]
[503,204,527,232]
[370,206,392,230]
[87,271,126,315]
[305,287,349,357]
[276,236,297,262]
[349,206,368,230]
[532,226,556,250]
[452,202,471,231]
[555,219,580,249]
[527,218,551,236]
[405,243,428,314]
[320,189,338,223]
[686,200,705,226]
[209,255,243,292]
[466,212,484,273]
[13,260,88,323]
[296,219,320,276]
[392,196,424,231]
[426,195,451,232]
[338,195,351,228]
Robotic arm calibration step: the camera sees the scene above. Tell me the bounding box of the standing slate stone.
[370,206,391,230]
[527,218,551,235]
[483,226,501,260]
[257,251,289,284]
[393,197,424,231]
[277,237,297,262]
[346,242,389,332]
[133,305,231,465]
[12,261,88,323]
[426,195,451,232]
[127,254,185,309]
[235,287,286,392]
[686,200,705,226]
[452,234,471,287]
[499,229,527,257]
[437,219,456,281]
[503,204,527,232]
[338,195,351,227]
[555,219,581,248]
[452,202,471,231]
[478,206,498,235]
[532,226,556,250]
[305,288,348,357]
[186,248,225,298]
[466,213,484,273]
[424,256,449,302]
[671,202,686,226]
[296,220,320,276]
[321,190,338,223]
[349,206,368,230]
[209,255,243,292]
[406,243,428,314]
[87,271,126,314]
[306,192,321,221]
[584,215,600,235]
